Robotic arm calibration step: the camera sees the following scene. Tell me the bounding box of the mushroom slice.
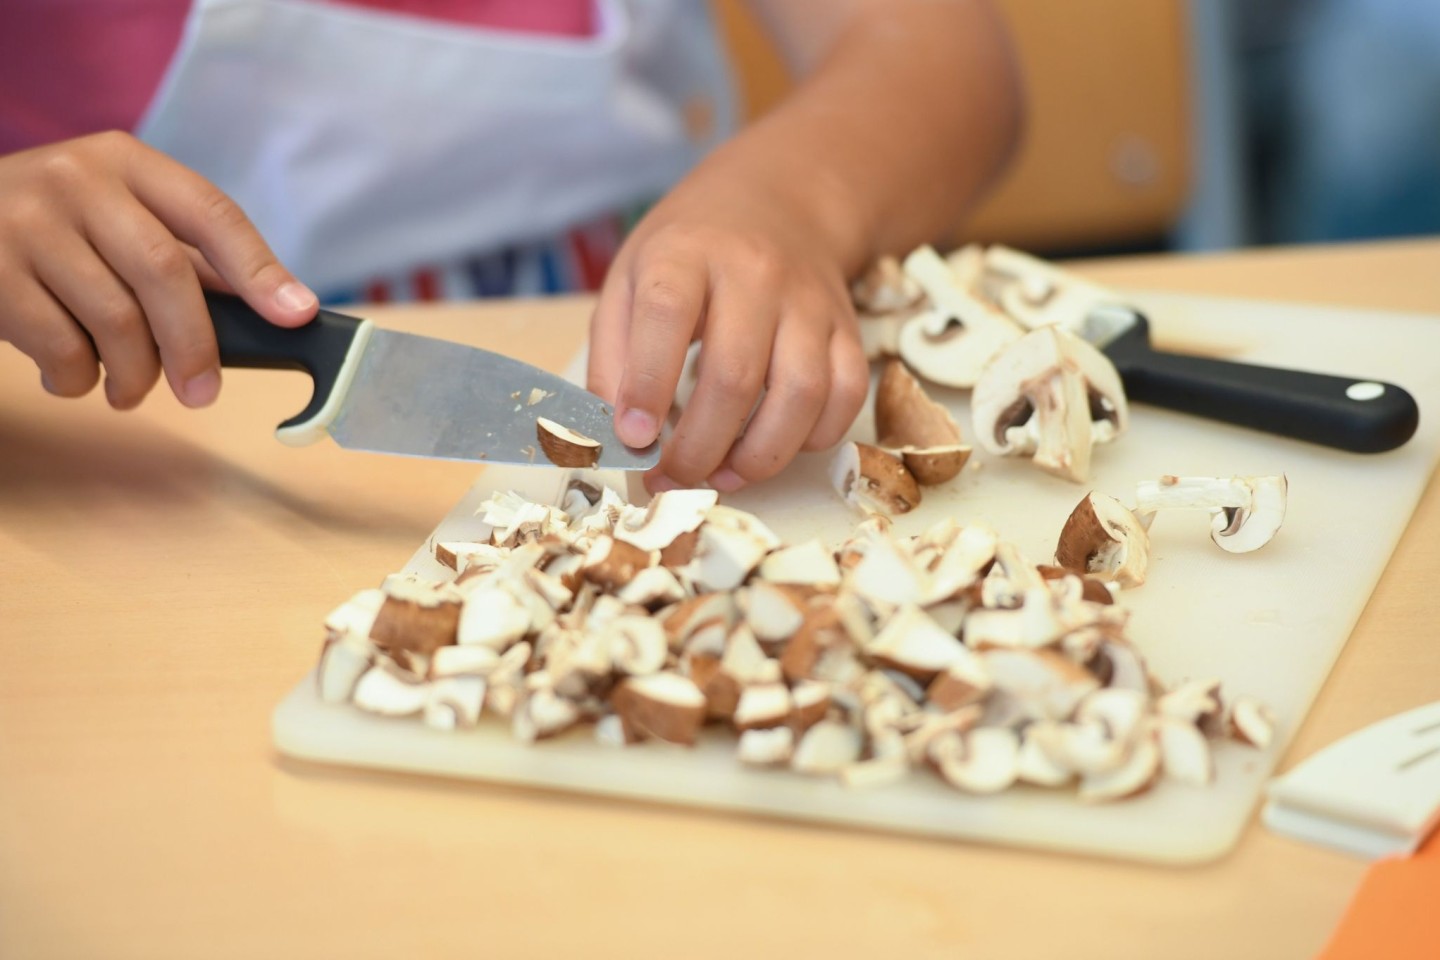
[1029,719,1128,775]
[759,540,842,588]
[430,644,501,679]
[513,686,583,742]
[846,536,927,610]
[1075,688,1149,744]
[680,522,770,594]
[923,524,999,604]
[840,730,909,789]
[1157,716,1215,785]
[720,624,781,686]
[1135,474,1288,554]
[615,565,686,608]
[352,661,431,717]
[874,359,973,485]
[1228,696,1277,749]
[1016,722,1075,787]
[687,654,742,722]
[1156,677,1223,730]
[606,616,669,676]
[661,593,737,652]
[789,680,832,736]
[739,580,808,646]
[369,580,462,659]
[970,327,1127,482]
[535,417,602,468]
[612,489,718,552]
[931,727,1021,794]
[317,633,378,704]
[898,245,1023,388]
[581,535,656,592]
[456,583,531,650]
[852,255,924,313]
[866,605,967,683]
[424,675,486,730]
[1088,638,1155,695]
[791,720,864,775]
[435,541,506,574]
[901,706,983,763]
[963,587,1069,650]
[323,587,387,639]
[737,726,796,767]
[983,648,1101,721]
[1077,730,1161,802]
[830,442,921,516]
[925,647,993,711]
[733,683,794,731]
[1055,492,1150,588]
[610,672,707,746]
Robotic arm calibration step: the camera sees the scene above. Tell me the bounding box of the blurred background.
[717,0,1440,258]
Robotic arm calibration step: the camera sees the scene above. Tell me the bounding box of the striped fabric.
[330,208,639,306]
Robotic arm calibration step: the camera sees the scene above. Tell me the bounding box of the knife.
[1078,305,1420,454]
[207,293,658,470]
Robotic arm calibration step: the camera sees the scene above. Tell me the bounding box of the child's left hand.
[587,157,870,495]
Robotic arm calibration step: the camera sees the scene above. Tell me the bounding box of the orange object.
[1320,831,1440,959]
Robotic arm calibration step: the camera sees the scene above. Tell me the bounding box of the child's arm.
[588,0,1024,493]
[0,132,316,409]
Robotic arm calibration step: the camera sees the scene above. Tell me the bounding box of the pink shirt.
[0,0,597,154]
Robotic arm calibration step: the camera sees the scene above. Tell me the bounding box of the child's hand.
[588,161,870,494]
[0,132,317,410]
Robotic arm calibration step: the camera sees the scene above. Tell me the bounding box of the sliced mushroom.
[981,245,1124,332]
[898,245,1023,388]
[536,417,602,468]
[1156,716,1215,785]
[733,683,794,731]
[1074,687,1149,744]
[739,580,808,646]
[317,633,378,704]
[758,540,842,588]
[845,536,927,610]
[610,672,707,746]
[369,580,462,659]
[737,726,796,767]
[839,729,909,789]
[581,536,656,592]
[1156,677,1223,730]
[425,675,486,730]
[791,720,864,775]
[830,442,922,516]
[352,661,431,717]
[614,565,686,608]
[866,605,967,682]
[606,615,669,676]
[1134,475,1288,554]
[512,685,583,742]
[925,648,993,711]
[429,644,501,679]
[970,326,1127,482]
[661,593,737,652]
[873,359,972,485]
[612,489,718,552]
[1077,730,1161,802]
[1055,492,1150,588]
[931,727,1021,794]
[1016,722,1075,787]
[680,521,771,594]
[1228,695,1277,749]
[789,680,832,736]
[982,648,1100,721]
[456,583,531,650]
[434,541,506,574]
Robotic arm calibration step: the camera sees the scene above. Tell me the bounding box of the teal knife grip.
[207,292,370,443]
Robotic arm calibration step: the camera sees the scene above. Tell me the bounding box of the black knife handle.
[1115,350,1419,453]
[207,292,370,444]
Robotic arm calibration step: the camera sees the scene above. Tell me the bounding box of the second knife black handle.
[208,292,367,438]
[1114,348,1420,454]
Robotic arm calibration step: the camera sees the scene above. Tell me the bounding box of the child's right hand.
[0,131,317,410]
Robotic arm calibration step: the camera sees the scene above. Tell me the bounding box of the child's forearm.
[710,0,1025,274]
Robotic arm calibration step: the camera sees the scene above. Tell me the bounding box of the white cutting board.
[273,291,1440,865]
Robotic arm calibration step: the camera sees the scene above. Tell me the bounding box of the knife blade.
[207,293,658,471]
[1076,304,1419,454]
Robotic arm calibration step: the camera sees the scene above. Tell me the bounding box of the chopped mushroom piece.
[737,726,795,766]
[1077,730,1161,802]
[830,442,922,516]
[1228,695,1277,748]
[1156,716,1215,785]
[610,672,707,746]
[1055,492,1151,588]
[791,720,864,775]
[931,727,1021,794]
[759,540,842,588]
[970,326,1128,482]
[612,489,718,552]
[535,417,602,468]
[874,359,972,485]
[1134,475,1289,554]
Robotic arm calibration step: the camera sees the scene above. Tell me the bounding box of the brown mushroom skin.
[535,419,602,468]
[850,444,922,514]
[611,678,707,746]
[370,596,460,657]
[1036,565,1114,605]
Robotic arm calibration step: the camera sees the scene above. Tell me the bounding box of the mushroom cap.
[535,417,602,468]
[875,359,964,450]
[1211,475,1288,554]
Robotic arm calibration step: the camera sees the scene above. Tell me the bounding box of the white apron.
[136,0,736,294]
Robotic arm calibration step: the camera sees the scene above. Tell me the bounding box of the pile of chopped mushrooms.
[315,244,1288,804]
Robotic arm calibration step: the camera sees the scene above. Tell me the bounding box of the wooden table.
[3,239,1438,960]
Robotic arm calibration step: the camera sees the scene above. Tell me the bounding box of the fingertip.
[270,281,318,325]
[644,470,681,494]
[179,368,221,409]
[707,467,747,493]
[617,407,659,448]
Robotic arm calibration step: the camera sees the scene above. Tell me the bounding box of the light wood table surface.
[3,239,1438,960]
